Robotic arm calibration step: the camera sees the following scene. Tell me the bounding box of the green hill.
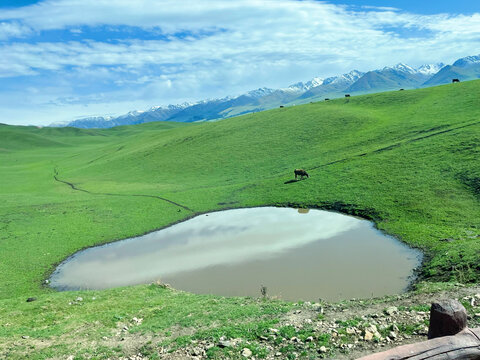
[0,81,479,358]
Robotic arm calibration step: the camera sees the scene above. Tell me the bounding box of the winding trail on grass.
[308,120,480,171]
[53,168,193,212]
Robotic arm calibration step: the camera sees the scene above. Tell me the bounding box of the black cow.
[294,169,309,180]
[452,79,460,83]
[345,94,351,98]
[399,88,405,91]
[279,105,284,108]
[325,98,330,101]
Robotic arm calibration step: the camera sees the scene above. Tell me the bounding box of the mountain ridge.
[54,55,478,129]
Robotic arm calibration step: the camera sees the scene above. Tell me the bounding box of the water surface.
[50,207,422,301]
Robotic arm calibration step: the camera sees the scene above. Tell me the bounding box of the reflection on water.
[50,207,422,301]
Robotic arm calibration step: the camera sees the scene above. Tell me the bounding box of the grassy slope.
[0,81,479,358]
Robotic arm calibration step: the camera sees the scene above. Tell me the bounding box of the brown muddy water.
[50,207,422,301]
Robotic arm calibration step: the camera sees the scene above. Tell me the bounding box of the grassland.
[0,80,479,358]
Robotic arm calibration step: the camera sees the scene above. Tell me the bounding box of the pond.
[50,207,422,301]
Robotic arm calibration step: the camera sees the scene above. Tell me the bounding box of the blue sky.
[0,0,479,125]
[326,0,480,14]
[3,0,480,14]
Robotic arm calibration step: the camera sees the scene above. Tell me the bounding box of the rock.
[22,335,30,339]
[123,325,129,331]
[75,297,83,302]
[217,340,232,348]
[44,280,50,284]
[305,336,314,342]
[242,348,253,357]
[418,326,429,336]
[304,318,312,324]
[319,346,327,353]
[26,297,37,302]
[364,331,374,341]
[132,317,143,325]
[384,306,398,316]
[191,347,203,356]
[428,299,467,339]
[269,328,279,334]
[346,327,356,335]
[365,324,378,333]
[290,336,301,343]
[389,331,397,339]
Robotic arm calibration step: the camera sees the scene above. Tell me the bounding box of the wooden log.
[357,328,480,360]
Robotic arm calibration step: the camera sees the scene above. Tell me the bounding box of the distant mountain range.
[54,54,480,129]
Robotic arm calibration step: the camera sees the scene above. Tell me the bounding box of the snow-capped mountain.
[297,70,364,100]
[416,63,445,75]
[54,54,478,129]
[380,63,444,76]
[346,62,442,93]
[384,63,417,74]
[246,87,276,98]
[323,70,364,85]
[425,54,480,86]
[286,77,324,92]
[452,55,480,67]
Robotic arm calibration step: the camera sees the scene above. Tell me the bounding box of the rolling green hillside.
[0,81,479,359]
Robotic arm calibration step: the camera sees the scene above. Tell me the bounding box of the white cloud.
[0,21,32,40]
[361,6,400,12]
[0,0,479,125]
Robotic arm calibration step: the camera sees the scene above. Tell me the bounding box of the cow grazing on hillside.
[294,169,309,180]
[345,94,351,97]
[452,78,460,83]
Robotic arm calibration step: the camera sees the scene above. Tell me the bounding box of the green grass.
[0,285,291,359]
[0,81,479,358]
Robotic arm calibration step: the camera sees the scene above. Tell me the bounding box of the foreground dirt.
[4,284,480,360]
[121,284,480,359]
